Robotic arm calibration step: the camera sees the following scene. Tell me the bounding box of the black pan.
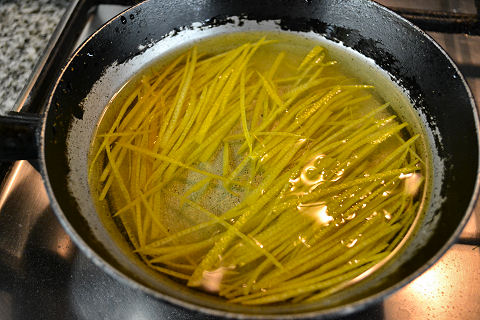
[0,0,478,318]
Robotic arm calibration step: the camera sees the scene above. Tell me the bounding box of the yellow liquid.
[88,32,429,305]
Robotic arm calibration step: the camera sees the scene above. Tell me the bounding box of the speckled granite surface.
[0,0,70,114]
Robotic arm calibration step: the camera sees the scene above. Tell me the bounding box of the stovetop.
[0,1,479,319]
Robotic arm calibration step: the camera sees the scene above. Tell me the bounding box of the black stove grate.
[391,7,480,35]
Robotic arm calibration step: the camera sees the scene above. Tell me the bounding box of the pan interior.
[62,20,442,316]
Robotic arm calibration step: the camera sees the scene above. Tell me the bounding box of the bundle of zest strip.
[88,33,429,305]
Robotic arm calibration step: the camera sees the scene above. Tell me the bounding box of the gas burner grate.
[391,7,480,35]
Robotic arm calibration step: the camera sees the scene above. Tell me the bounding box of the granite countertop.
[0,0,70,115]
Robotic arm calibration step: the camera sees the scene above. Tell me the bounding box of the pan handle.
[0,112,41,160]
